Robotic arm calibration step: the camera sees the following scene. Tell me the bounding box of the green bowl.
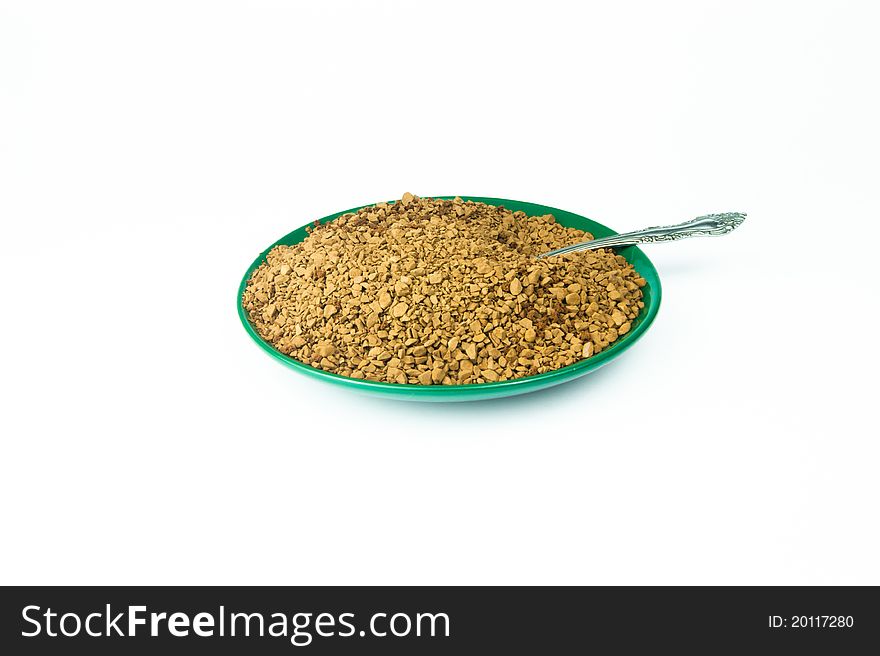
[238,197,661,401]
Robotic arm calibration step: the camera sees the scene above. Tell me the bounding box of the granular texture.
[242,194,646,385]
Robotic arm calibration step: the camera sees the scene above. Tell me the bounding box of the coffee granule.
[242,194,646,385]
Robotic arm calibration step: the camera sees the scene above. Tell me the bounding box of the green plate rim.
[237,196,662,399]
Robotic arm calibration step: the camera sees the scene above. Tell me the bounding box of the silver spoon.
[537,212,746,259]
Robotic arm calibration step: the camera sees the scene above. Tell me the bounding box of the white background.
[1,0,878,585]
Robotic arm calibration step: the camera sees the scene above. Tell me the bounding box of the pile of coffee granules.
[242,194,646,385]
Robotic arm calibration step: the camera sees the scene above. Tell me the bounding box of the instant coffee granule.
[242,194,646,385]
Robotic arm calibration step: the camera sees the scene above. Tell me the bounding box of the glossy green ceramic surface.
[238,197,661,401]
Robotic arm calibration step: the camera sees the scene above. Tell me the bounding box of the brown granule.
[242,194,646,385]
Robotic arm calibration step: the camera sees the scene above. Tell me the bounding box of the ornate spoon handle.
[537,212,746,259]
